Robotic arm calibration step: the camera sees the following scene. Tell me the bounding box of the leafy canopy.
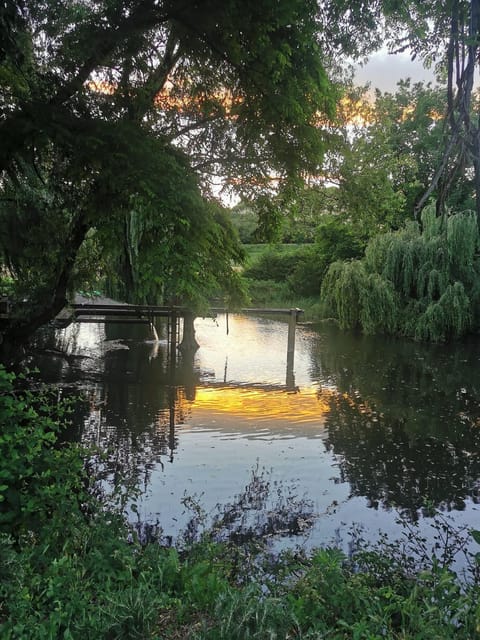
[0,0,342,349]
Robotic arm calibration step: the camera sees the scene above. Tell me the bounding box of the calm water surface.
[34,314,480,554]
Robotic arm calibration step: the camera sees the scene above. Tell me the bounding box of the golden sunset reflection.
[176,385,337,436]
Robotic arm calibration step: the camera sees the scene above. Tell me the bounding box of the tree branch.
[50,0,171,107]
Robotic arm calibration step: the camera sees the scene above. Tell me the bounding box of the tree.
[228,203,259,244]
[101,196,246,309]
[269,81,455,242]
[335,81,467,234]
[382,0,480,218]
[320,205,480,341]
[0,0,342,358]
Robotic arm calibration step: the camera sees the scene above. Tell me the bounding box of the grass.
[243,243,304,265]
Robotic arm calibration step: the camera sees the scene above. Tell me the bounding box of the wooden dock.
[61,299,303,371]
[69,302,303,321]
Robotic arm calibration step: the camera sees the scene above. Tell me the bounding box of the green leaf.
[471,529,480,545]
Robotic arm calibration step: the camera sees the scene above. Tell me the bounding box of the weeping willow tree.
[320,205,480,342]
[99,183,247,311]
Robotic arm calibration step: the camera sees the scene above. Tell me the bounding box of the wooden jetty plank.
[74,308,164,318]
[74,317,151,324]
[72,304,303,317]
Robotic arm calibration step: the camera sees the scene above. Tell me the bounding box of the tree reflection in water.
[72,322,200,498]
[29,315,480,529]
[311,324,480,519]
[324,394,480,519]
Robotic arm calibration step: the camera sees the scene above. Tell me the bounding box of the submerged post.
[287,308,298,360]
[169,309,177,366]
[179,311,199,352]
[286,308,301,389]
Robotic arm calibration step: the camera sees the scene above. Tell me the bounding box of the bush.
[0,366,179,638]
[315,215,366,263]
[287,246,328,297]
[243,278,291,306]
[243,247,303,282]
[0,367,90,540]
[243,220,366,302]
[244,245,328,299]
[320,206,480,341]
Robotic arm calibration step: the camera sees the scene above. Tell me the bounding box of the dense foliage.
[237,71,480,339]
[320,205,480,341]
[331,81,463,232]
[242,216,365,306]
[0,0,345,355]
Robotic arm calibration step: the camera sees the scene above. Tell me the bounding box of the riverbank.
[1,365,480,638]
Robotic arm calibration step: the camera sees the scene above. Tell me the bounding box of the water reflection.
[309,324,480,517]
[31,314,480,540]
[324,395,480,517]
[75,318,331,495]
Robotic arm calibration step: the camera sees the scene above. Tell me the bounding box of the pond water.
[32,314,480,561]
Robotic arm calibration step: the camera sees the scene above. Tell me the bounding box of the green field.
[243,243,304,264]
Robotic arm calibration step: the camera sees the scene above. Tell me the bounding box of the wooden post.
[286,308,298,389]
[287,308,297,360]
[169,309,177,366]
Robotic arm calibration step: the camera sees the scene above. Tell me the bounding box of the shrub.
[0,367,91,540]
[320,206,480,341]
[243,278,291,306]
[315,215,366,263]
[243,219,366,302]
[243,247,303,282]
[287,246,328,297]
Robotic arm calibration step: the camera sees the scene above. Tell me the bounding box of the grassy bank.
[1,366,480,638]
[244,243,304,264]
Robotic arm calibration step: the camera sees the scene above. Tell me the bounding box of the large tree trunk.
[0,217,89,363]
[178,311,199,352]
[415,0,480,220]
[472,120,480,223]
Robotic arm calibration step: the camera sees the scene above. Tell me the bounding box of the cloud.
[355,51,436,93]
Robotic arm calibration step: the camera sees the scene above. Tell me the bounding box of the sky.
[355,49,436,93]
